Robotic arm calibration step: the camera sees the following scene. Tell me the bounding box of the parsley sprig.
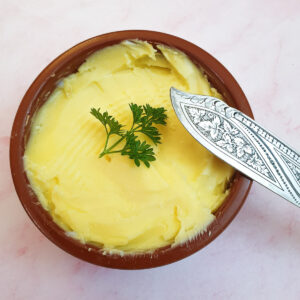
[90,103,167,167]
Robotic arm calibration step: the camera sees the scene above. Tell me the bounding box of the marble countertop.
[1,0,300,299]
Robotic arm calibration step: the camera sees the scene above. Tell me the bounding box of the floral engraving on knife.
[171,87,300,205]
[280,153,300,186]
[186,106,274,180]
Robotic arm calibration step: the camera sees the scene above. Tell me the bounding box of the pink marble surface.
[1,0,300,299]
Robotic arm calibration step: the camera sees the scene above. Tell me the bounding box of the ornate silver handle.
[170,88,300,207]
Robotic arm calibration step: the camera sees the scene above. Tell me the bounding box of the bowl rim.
[10,30,253,269]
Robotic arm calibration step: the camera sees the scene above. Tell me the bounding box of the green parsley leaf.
[90,108,123,136]
[90,103,167,167]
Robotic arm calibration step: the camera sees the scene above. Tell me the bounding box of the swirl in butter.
[24,40,234,253]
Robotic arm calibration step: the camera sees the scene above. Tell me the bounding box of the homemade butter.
[24,40,234,253]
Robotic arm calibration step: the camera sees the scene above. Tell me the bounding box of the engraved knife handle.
[170,88,300,207]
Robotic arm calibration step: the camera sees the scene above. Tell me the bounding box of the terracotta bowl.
[10,30,253,269]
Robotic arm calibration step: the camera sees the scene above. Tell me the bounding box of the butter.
[24,40,234,253]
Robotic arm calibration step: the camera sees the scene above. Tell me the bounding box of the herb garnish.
[90,103,167,167]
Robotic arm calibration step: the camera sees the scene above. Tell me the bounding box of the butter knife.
[170,87,300,207]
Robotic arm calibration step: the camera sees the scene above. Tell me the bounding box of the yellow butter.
[24,40,234,253]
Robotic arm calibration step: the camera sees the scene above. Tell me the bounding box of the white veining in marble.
[1,0,300,299]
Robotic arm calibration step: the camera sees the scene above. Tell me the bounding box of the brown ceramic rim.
[10,30,253,269]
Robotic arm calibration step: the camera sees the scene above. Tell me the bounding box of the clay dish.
[10,30,253,269]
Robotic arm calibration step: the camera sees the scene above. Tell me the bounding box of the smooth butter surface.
[24,40,234,253]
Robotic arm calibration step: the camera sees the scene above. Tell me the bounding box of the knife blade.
[170,87,300,207]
